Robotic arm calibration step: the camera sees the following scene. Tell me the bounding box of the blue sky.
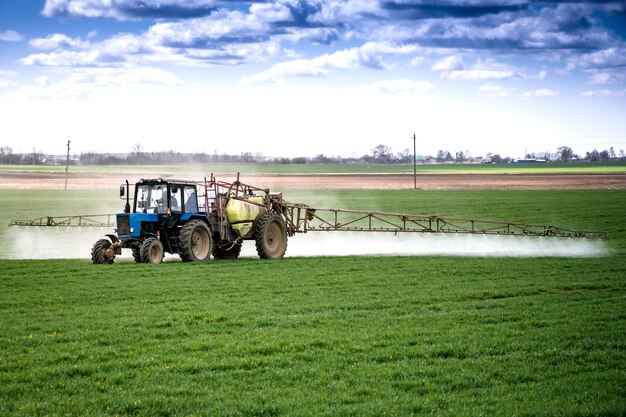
[1,0,625,159]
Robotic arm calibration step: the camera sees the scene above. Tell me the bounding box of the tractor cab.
[116,179,203,241]
[132,179,199,215]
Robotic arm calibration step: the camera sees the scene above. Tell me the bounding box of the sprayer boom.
[276,201,606,239]
[8,175,607,242]
[9,214,116,228]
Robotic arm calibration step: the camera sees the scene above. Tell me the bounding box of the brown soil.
[1,170,626,190]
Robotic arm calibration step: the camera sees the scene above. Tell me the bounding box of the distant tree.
[0,146,14,164]
[599,150,610,161]
[609,147,616,159]
[491,154,503,164]
[240,152,255,163]
[436,150,453,163]
[372,144,394,163]
[27,150,46,165]
[586,149,598,161]
[455,151,465,163]
[397,148,412,163]
[313,154,331,163]
[556,146,575,162]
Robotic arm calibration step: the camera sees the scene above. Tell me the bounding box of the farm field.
[1,255,625,416]
[1,170,625,416]
[2,165,626,191]
[2,161,626,176]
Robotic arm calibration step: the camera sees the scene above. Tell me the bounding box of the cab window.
[184,186,198,213]
[170,186,183,213]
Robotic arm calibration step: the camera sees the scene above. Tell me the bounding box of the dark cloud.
[42,0,234,20]
[281,0,325,27]
[119,3,218,19]
[380,1,529,19]
[163,35,267,49]
[364,1,621,53]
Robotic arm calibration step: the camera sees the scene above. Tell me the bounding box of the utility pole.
[413,132,417,190]
[65,140,70,190]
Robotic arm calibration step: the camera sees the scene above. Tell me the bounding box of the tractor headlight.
[130,227,135,233]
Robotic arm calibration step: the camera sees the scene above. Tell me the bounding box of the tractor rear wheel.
[140,237,164,264]
[255,213,288,259]
[178,220,212,262]
[91,239,115,264]
[212,241,242,260]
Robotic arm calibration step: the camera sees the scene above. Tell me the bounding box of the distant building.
[512,159,547,163]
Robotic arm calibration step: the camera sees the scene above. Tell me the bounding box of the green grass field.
[1,186,625,416]
[2,161,626,175]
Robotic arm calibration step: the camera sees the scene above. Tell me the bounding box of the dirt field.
[1,170,626,190]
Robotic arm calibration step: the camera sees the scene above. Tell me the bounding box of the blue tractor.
[91,176,290,264]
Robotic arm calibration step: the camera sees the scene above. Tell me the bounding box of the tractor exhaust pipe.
[124,180,130,213]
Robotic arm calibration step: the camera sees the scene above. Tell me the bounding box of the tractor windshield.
[136,183,167,214]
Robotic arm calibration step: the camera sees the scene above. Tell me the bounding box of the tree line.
[1,144,624,166]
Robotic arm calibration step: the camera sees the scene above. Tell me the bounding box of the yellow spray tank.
[225,196,267,238]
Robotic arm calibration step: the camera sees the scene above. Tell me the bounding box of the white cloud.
[371,79,435,94]
[0,70,19,88]
[478,83,509,98]
[30,33,87,50]
[0,80,18,89]
[435,58,541,81]
[444,59,517,80]
[589,72,614,84]
[446,68,517,81]
[6,67,182,100]
[432,56,463,72]
[249,2,292,22]
[522,88,559,97]
[577,47,626,69]
[21,50,104,67]
[242,57,338,84]
[23,9,289,69]
[242,42,416,83]
[522,88,559,98]
[7,76,93,100]
[581,89,626,97]
[23,32,170,67]
[147,9,266,45]
[0,30,23,42]
[533,88,558,97]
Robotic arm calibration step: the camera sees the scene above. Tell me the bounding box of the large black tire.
[140,237,164,264]
[255,213,288,259]
[91,238,115,264]
[178,220,212,262]
[212,241,242,260]
[132,248,141,263]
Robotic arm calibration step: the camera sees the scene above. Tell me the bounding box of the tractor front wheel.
[255,213,288,259]
[178,220,212,262]
[140,237,164,264]
[91,238,115,264]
